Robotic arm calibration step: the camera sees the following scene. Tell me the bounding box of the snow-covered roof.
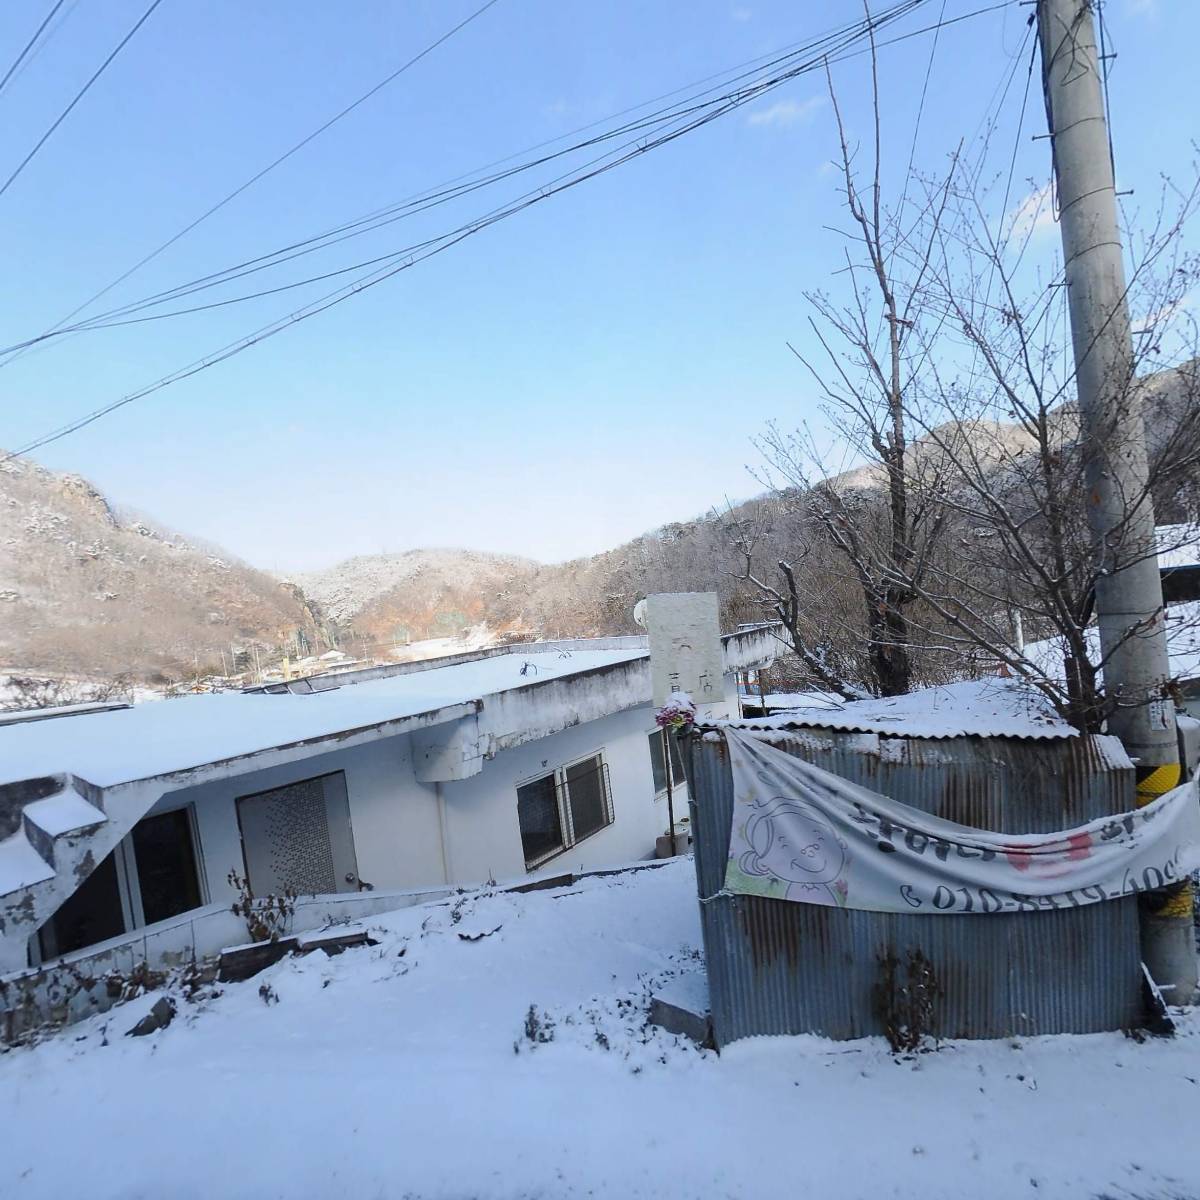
[723,678,1076,740]
[742,691,842,712]
[0,646,647,790]
[1023,599,1200,686]
[0,699,132,727]
[1157,523,1200,570]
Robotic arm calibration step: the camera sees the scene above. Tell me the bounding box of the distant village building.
[0,629,777,974]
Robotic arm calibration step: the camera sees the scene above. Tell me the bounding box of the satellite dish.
[632,598,647,629]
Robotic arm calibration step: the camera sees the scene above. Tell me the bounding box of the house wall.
[36,670,738,964]
[157,735,446,909]
[442,706,652,883]
[159,673,736,903]
[440,681,733,885]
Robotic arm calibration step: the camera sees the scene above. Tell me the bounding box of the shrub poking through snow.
[520,1004,555,1049]
[874,948,942,1055]
[228,869,297,944]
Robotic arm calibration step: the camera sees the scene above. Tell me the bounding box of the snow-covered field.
[2,859,1199,1200]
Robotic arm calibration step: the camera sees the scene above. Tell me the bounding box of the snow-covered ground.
[2,859,1199,1200]
[389,623,499,663]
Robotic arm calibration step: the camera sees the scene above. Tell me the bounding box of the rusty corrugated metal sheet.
[681,726,1141,1046]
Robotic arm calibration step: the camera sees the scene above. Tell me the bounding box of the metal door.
[236,772,359,896]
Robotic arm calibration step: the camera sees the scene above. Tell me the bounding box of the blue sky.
[0,0,1195,571]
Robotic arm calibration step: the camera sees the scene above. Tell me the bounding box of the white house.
[0,629,777,975]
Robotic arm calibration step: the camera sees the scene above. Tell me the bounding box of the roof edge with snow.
[713,679,1078,741]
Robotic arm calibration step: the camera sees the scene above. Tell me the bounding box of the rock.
[295,927,375,957]
[56,474,117,527]
[125,996,175,1037]
[648,970,713,1047]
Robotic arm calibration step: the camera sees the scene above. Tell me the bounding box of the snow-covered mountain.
[294,548,540,629]
[4,360,1196,685]
[0,454,329,681]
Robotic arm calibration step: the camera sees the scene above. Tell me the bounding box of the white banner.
[724,729,1200,915]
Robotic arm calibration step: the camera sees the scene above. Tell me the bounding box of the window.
[517,774,565,868]
[563,756,610,843]
[38,849,126,960]
[131,808,202,926]
[648,730,686,794]
[516,753,613,870]
[35,804,206,964]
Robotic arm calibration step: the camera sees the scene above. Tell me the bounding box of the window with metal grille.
[562,755,612,843]
[647,730,686,794]
[515,753,613,870]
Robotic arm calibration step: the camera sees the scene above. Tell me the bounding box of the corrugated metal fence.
[683,726,1141,1045]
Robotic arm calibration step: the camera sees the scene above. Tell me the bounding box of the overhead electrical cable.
[1,0,503,365]
[4,0,1014,462]
[20,0,891,352]
[4,0,1007,355]
[0,0,165,201]
[0,0,67,97]
[892,0,947,257]
[1,0,911,359]
[6,0,82,91]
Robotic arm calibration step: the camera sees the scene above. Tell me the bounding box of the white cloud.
[1125,0,1158,17]
[747,96,825,129]
[1006,183,1057,242]
[1133,289,1197,335]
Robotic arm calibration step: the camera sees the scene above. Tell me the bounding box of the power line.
[890,0,946,271]
[962,13,1033,193]
[0,0,67,97]
[3,0,996,453]
[6,0,1001,354]
[1,4,907,355]
[9,0,82,89]
[2,0,877,359]
[0,0,165,201]
[4,0,1012,462]
[4,0,504,362]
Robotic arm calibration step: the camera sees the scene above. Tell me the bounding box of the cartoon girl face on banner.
[738,797,849,905]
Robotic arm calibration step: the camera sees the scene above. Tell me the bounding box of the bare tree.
[891,166,1200,731]
[733,17,957,699]
[730,3,1200,727]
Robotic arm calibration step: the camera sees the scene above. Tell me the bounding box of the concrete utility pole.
[1037,0,1195,999]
